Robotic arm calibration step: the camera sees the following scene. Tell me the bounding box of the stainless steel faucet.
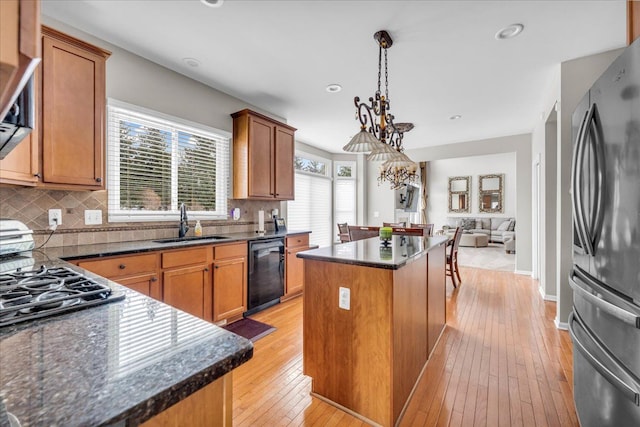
[178,203,189,238]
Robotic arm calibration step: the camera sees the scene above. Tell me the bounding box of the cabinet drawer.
[214,242,247,259]
[162,247,209,269]
[286,234,309,248]
[78,253,157,279]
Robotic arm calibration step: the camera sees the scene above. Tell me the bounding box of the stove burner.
[0,266,125,327]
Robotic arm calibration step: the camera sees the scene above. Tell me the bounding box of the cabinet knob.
[214,265,219,269]
[95,177,102,183]
[287,251,292,255]
[34,173,41,178]
[119,264,126,270]
[204,267,209,272]
[151,277,158,282]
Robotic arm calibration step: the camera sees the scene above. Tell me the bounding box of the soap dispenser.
[194,220,202,237]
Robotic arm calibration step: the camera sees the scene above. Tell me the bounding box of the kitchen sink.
[153,236,230,244]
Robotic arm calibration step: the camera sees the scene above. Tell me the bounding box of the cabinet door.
[118,273,161,300]
[0,130,38,185]
[427,243,446,355]
[41,29,107,188]
[163,264,210,320]
[248,115,274,198]
[274,126,294,200]
[285,245,307,297]
[213,256,247,322]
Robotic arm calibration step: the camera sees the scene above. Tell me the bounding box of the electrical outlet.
[84,210,102,225]
[339,287,350,310]
[48,209,62,227]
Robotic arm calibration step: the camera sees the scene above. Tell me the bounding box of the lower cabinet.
[282,233,310,300]
[117,273,161,300]
[213,242,247,322]
[161,246,212,321]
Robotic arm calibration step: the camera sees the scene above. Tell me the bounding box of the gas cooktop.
[0,264,125,327]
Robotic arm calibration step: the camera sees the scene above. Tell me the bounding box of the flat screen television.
[399,184,419,212]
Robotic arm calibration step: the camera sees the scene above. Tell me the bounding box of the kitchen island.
[0,254,253,426]
[298,234,448,427]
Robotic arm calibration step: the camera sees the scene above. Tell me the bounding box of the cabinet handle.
[151,277,158,282]
[287,251,292,255]
[34,173,41,178]
[95,177,102,183]
[119,264,126,270]
[204,267,209,272]
[215,265,219,269]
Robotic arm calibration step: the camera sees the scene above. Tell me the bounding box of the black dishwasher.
[246,237,285,316]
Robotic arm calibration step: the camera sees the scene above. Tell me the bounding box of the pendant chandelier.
[342,30,418,190]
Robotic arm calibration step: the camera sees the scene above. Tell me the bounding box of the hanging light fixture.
[342,30,418,189]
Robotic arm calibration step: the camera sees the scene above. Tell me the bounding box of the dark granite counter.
[0,254,253,426]
[46,230,310,261]
[297,235,448,270]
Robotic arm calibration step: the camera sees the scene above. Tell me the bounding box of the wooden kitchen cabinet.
[427,242,446,356]
[39,26,110,190]
[162,246,213,321]
[231,109,296,200]
[282,233,309,300]
[0,0,39,120]
[630,1,640,44]
[77,252,161,300]
[0,130,38,185]
[212,242,247,322]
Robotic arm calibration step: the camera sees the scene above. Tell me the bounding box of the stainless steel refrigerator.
[569,37,640,426]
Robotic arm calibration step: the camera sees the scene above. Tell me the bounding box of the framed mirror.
[448,176,470,213]
[478,174,504,213]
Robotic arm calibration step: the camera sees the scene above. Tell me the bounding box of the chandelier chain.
[377,44,382,95]
[384,47,389,100]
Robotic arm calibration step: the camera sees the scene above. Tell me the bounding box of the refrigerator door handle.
[571,107,591,254]
[569,312,640,406]
[569,271,640,328]
[584,104,605,254]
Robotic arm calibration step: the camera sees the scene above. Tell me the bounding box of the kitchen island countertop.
[0,253,253,426]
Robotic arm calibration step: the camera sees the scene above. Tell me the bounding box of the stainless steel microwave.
[0,74,36,160]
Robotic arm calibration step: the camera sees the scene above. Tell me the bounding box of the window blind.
[335,179,356,227]
[287,172,332,248]
[107,100,230,221]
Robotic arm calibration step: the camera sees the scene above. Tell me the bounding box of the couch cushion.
[497,220,510,231]
[508,219,516,231]
[490,218,504,230]
[460,218,476,230]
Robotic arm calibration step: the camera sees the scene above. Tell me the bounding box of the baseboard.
[538,286,558,302]
[554,318,568,330]
[514,269,532,276]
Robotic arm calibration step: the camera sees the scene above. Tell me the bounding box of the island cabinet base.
[302,242,445,427]
[140,373,232,427]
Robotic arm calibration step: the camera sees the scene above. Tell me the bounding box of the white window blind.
[107,100,230,221]
[287,172,332,248]
[334,161,356,239]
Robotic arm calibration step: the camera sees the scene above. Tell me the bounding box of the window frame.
[107,99,231,222]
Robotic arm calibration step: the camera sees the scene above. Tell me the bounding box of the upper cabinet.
[0,0,40,120]
[39,26,110,190]
[231,109,296,200]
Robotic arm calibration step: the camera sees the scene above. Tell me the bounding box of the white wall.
[427,152,516,230]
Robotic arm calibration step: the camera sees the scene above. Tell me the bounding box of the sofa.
[443,217,516,244]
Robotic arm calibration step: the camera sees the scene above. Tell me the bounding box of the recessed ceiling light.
[183,57,201,68]
[495,23,524,40]
[201,0,224,7]
[326,84,342,93]
[449,115,462,120]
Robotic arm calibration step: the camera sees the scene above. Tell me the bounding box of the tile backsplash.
[0,187,280,248]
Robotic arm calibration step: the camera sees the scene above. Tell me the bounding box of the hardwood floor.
[232,266,578,426]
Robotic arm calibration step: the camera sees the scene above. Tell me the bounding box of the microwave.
[0,74,36,160]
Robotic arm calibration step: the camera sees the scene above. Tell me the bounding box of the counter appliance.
[569,37,640,426]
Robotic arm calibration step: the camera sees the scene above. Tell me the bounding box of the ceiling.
[41,0,627,154]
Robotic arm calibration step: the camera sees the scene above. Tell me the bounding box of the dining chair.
[446,226,463,288]
[337,222,350,243]
[348,226,380,242]
[409,223,434,237]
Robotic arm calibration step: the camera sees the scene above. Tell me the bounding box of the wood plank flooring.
[232,266,578,426]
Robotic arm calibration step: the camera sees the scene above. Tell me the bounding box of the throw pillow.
[497,220,510,231]
[461,218,476,230]
[508,219,516,231]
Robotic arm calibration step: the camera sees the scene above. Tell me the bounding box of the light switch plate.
[339,287,350,310]
[84,210,102,225]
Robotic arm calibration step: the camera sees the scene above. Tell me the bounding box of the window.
[334,161,356,238]
[287,153,332,247]
[107,100,230,221]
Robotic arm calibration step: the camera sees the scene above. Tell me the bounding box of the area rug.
[457,243,515,272]
[223,318,276,342]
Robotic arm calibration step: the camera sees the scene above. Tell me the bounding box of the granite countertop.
[45,230,311,261]
[0,254,253,426]
[297,235,448,270]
